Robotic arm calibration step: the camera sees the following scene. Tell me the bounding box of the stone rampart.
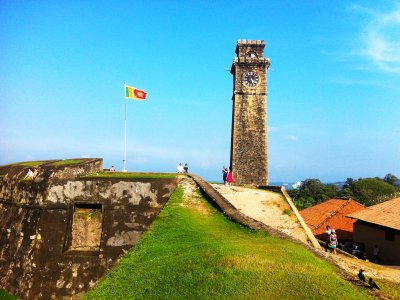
[0,159,177,299]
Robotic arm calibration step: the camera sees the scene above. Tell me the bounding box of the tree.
[383,173,398,186]
[293,197,315,210]
[294,179,340,205]
[341,178,354,198]
[291,175,400,210]
[350,178,399,206]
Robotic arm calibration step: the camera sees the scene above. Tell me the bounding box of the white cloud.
[268,126,279,133]
[284,135,299,141]
[359,5,400,73]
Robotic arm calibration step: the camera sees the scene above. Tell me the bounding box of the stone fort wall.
[0,159,177,299]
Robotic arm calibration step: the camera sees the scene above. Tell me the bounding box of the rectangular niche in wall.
[69,203,103,252]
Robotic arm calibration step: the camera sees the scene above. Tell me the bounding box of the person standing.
[177,163,184,174]
[325,225,332,252]
[227,167,234,186]
[330,229,338,254]
[372,245,380,263]
[222,166,228,185]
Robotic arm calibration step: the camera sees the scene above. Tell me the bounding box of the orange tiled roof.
[300,198,364,240]
[347,197,400,231]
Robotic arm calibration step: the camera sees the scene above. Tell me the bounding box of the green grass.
[84,172,177,179]
[50,159,85,166]
[11,161,46,167]
[84,187,376,300]
[378,279,400,299]
[283,208,292,216]
[0,289,17,300]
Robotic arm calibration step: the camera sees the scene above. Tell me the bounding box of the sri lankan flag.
[125,85,147,100]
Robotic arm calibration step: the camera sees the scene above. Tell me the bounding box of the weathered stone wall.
[0,160,177,299]
[0,158,103,206]
[230,40,270,186]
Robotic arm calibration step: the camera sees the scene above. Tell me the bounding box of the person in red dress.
[227,167,234,185]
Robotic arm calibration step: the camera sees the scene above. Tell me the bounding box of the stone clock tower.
[230,39,270,186]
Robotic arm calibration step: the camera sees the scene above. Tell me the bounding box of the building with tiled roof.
[347,197,400,265]
[300,198,364,241]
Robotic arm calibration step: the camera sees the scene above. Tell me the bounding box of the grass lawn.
[378,279,400,299]
[10,161,46,167]
[84,187,375,300]
[50,159,85,166]
[0,289,16,300]
[84,172,177,179]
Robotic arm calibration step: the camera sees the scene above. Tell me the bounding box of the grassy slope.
[0,289,16,300]
[84,188,374,300]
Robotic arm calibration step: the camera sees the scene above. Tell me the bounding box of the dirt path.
[211,183,310,244]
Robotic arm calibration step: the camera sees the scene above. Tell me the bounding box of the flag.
[125,85,147,100]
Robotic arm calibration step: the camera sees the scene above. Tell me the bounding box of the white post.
[123,83,128,172]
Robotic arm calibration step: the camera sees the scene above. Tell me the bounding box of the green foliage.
[283,208,292,216]
[0,289,17,300]
[383,173,398,186]
[293,196,315,210]
[292,174,400,208]
[289,179,340,208]
[84,187,373,299]
[350,178,399,206]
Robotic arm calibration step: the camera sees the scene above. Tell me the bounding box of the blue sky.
[1,1,400,183]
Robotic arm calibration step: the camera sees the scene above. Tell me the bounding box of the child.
[330,229,338,254]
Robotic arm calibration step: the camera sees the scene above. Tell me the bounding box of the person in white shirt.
[177,163,184,174]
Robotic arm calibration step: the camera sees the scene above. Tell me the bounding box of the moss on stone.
[83,172,177,179]
[50,159,85,166]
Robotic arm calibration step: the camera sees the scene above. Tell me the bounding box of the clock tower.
[230,39,270,186]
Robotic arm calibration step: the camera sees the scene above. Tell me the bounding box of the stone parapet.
[0,160,178,299]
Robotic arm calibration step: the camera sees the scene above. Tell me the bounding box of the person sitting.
[110,166,115,172]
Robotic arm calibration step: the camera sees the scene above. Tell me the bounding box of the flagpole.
[123,82,127,172]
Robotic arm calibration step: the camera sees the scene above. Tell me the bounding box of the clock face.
[242,71,259,87]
